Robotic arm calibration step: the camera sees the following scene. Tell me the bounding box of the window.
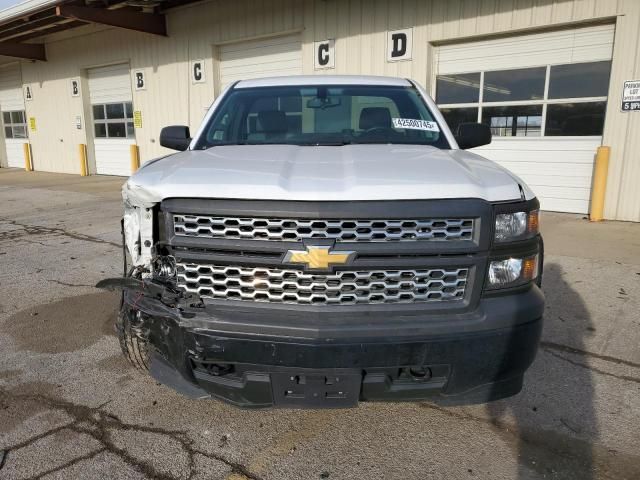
[436,73,481,104]
[482,105,542,137]
[439,107,478,135]
[198,85,449,149]
[93,102,134,138]
[436,61,611,137]
[545,102,607,136]
[483,67,546,102]
[3,110,27,139]
[548,61,611,99]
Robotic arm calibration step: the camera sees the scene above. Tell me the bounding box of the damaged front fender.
[122,180,158,269]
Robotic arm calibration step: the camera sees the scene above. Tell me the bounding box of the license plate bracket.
[271,371,362,408]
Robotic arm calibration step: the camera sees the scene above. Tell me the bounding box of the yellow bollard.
[78,144,88,176]
[23,143,33,171]
[130,144,140,173]
[590,145,610,222]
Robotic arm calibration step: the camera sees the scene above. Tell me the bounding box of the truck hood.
[123,144,529,205]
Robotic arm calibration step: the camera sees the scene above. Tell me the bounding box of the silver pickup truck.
[103,75,544,408]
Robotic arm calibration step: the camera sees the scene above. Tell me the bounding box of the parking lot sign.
[622,80,640,111]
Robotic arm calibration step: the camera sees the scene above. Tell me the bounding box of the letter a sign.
[387,28,413,62]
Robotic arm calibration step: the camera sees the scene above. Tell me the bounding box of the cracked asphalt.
[1,168,639,480]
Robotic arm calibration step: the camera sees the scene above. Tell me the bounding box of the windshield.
[195,85,450,149]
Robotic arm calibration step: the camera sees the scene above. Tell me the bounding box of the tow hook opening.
[405,366,433,381]
[191,359,235,377]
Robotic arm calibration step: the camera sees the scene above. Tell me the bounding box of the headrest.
[359,107,392,130]
[258,110,288,134]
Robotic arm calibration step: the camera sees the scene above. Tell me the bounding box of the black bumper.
[123,285,544,408]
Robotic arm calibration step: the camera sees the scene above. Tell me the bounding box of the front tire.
[117,303,150,372]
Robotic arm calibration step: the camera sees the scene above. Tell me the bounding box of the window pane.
[4,126,13,138]
[12,126,26,138]
[545,102,606,136]
[94,123,106,138]
[3,112,11,124]
[440,107,479,134]
[106,103,125,119]
[482,105,543,137]
[548,61,611,99]
[483,67,546,102]
[127,122,135,138]
[11,111,25,124]
[107,122,127,138]
[93,105,105,120]
[125,102,133,119]
[436,73,481,104]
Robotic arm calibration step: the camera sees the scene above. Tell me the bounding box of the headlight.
[494,210,539,242]
[487,254,539,289]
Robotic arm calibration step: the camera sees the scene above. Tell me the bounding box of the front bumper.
[122,284,544,408]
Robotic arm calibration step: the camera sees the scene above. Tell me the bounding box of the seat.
[257,110,288,139]
[359,107,392,131]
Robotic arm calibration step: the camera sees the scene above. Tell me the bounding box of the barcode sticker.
[392,118,440,132]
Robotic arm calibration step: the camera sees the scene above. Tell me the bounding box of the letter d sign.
[387,28,413,62]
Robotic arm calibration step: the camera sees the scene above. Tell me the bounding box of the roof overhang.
[0,0,205,61]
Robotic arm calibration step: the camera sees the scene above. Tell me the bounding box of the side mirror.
[160,125,191,151]
[455,123,492,150]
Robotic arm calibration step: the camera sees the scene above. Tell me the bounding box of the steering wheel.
[364,126,391,135]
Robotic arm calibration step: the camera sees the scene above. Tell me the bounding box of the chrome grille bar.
[177,263,468,305]
[173,215,474,242]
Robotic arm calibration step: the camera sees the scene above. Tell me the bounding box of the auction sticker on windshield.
[392,118,440,131]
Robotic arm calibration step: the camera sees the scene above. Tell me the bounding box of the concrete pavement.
[1,168,639,480]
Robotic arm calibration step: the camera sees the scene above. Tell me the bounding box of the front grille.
[173,215,474,242]
[176,263,468,305]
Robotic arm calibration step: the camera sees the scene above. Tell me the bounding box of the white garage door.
[88,64,135,176]
[218,34,302,91]
[0,63,28,169]
[435,24,615,213]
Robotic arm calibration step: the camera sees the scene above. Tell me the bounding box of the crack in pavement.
[0,389,264,480]
[0,218,121,248]
[25,448,107,480]
[540,341,640,369]
[46,279,95,288]
[543,348,640,385]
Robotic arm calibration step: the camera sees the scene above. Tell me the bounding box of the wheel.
[116,302,150,372]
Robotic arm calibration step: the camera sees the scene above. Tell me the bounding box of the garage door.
[88,64,135,176]
[0,63,28,169]
[435,24,615,214]
[218,34,302,91]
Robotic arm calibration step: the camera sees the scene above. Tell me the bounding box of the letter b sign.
[387,28,413,62]
[133,70,145,91]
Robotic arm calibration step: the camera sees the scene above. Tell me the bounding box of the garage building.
[0,0,638,222]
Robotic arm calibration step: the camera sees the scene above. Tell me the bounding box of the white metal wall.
[1,0,638,220]
[218,34,302,91]
[88,64,133,104]
[435,24,615,75]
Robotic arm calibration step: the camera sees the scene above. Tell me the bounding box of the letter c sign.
[192,60,205,84]
[314,40,335,70]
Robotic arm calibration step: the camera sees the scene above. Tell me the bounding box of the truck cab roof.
[234,75,413,89]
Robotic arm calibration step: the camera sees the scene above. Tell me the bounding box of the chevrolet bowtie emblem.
[283,246,355,270]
